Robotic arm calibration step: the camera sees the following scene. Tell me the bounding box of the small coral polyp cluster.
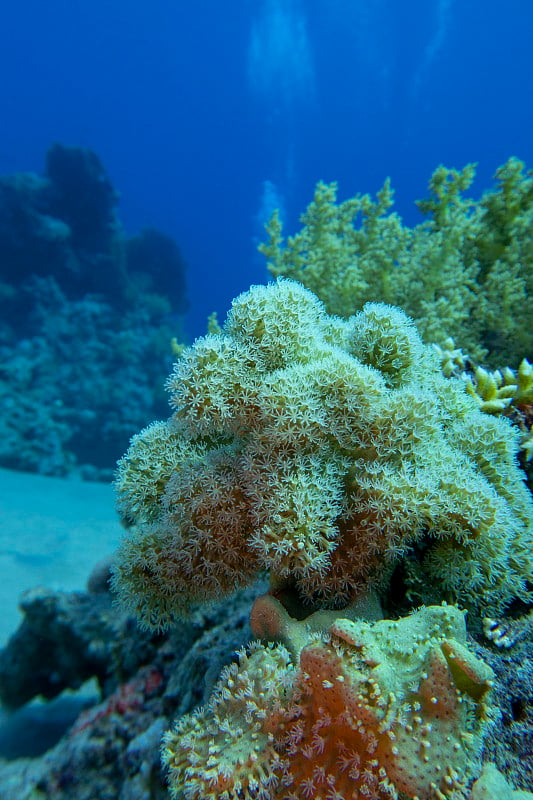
[163,603,494,800]
[114,278,533,629]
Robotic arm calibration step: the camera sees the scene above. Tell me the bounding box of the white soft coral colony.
[112,278,533,629]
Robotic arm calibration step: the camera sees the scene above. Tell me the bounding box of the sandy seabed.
[0,467,123,646]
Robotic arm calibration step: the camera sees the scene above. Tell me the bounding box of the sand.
[0,468,123,646]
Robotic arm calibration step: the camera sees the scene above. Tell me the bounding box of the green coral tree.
[260,158,533,366]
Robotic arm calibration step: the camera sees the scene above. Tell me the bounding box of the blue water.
[1,0,531,339]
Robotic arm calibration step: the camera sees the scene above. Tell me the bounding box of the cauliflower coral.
[112,279,533,629]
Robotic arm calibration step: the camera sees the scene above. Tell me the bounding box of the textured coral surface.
[261,159,533,367]
[163,604,494,800]
[114,279,533,628]
[1,580,530,799]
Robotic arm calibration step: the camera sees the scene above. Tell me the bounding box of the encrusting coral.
[113,279,533,629]
[260,158,533,367]
[162,603,495,800]
[470,763,533,799]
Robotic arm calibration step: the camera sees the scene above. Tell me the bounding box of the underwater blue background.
[1,3,533,788]
[0,0,531,339]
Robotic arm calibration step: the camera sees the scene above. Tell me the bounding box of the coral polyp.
[113,279,533,629]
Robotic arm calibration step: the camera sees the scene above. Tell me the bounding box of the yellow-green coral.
[113,279,533,629]
[470,763,533,799]
[430,351,533,462]
[163,640,289,800]
[458,357,532,411]
[464,365,518,413]
[163,603,494,800]
[432,337,469,378]
[260,158,533,366]
[463,358,533,413]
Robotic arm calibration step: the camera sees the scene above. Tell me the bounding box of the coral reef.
[431,341,533,488]
[0,144,188,478]
[0,568,263,799]
[113,279,533,628]
[126,227,188,314]
[0,581,159,709]
[1,230,527,796]
[472,613,533,791]
[44,142,120,256]
[463,357,533,416]
[0,576,530,798]
[260,158,533,366]
[0,275,178,477]
[163,603,494,800]
[0,144,120,298]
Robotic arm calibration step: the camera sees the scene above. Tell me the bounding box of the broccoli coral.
[260,159,533,366]
[162,603,494,800]
[113,279,533,629]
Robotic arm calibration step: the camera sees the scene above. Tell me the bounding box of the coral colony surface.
[0,160,532,800]
[261,159,533,367]
[113,279,533,624]
[113,274,533,796]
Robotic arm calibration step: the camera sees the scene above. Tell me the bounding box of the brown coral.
[163,604,494,800]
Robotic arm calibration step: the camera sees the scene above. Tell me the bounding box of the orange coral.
[163,604,494,800]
